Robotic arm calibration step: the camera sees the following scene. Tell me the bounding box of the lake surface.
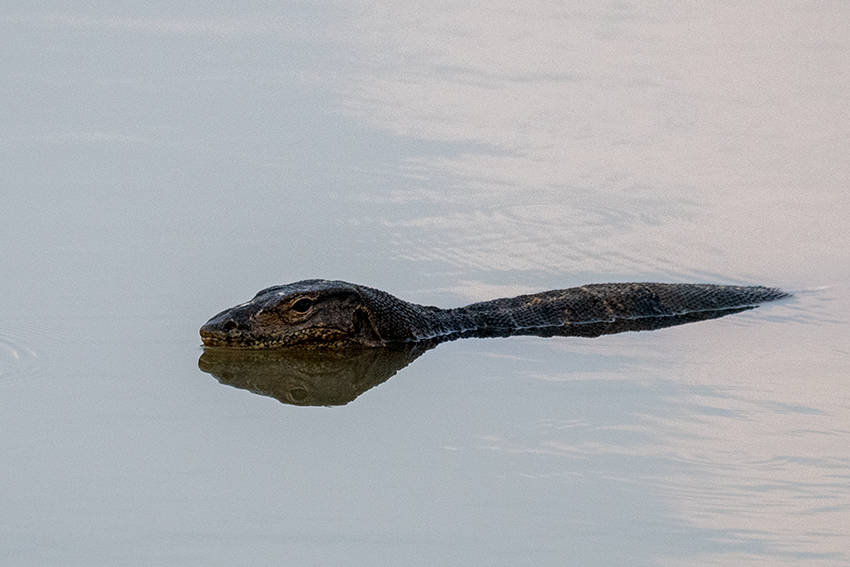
[2,2,849,565]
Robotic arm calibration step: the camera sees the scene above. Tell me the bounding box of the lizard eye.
[291,298,313,313]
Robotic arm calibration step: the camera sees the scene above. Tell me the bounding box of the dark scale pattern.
[448,283,788,333]
[200,280,788,349]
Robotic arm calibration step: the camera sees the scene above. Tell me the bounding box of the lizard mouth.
[200,325,357,349]
[199,327,241,348]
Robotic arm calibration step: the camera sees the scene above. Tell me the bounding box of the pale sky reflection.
[475,289,850,564]
[342,1,850,282]
[4,12,306,38]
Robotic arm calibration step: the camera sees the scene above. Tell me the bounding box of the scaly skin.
[199,280,788,349]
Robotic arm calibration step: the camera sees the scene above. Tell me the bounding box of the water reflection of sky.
[341,2,849,282]
[1,2,849,566]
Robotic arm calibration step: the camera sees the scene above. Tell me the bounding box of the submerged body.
[200,280,788,349]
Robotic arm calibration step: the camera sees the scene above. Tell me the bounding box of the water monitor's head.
[200,280,384,349]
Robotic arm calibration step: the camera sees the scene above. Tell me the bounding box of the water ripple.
[0,323,55,388]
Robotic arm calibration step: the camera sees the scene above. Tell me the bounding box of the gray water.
[2,2,849,565]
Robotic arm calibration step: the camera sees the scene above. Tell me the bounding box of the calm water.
[2,2,849,565]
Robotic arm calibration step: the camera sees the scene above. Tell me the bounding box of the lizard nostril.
[222,321,237,332]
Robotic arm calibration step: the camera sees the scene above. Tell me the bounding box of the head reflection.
[198,342,436,406]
